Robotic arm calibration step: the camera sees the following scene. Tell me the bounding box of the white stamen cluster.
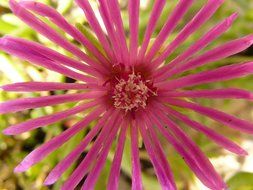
[113,73,150,112]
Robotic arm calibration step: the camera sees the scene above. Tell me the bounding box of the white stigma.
[112,73,152,112]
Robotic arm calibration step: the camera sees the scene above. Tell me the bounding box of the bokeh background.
[0,0,253,189]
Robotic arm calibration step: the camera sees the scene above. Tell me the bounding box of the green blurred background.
[0,0,253,189]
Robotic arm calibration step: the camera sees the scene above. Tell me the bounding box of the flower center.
[112,72,156,112]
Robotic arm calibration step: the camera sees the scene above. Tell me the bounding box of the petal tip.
[44,177,56,186]
[14,164,26,173]
[2,128,15,135]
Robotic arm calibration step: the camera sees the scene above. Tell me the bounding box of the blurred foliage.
[0,0,253,190]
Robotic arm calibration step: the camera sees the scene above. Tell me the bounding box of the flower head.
[1,0,253,189]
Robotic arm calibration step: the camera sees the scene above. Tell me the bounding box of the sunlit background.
[0,0,253,189]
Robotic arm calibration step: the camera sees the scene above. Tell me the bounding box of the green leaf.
[227,172,253,190]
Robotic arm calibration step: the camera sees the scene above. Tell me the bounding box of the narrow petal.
[0,91,104,114]
[160,88,253,100]
[164,106,248,155]
[81,118,123,190]
[164,98,253,134]
[146,109,219,189]
[97,0,123,62]
[1,36,104,77]
[0,37,98,83]
[157,62,253,90]
[129,0,140,63]
[14,106,104,173]
[19,1,110,66]
[152,0,225,68]
[3,100,99,135]
[145,0,193,62]
[138,115,176,190]
[160,35,253,78]
[61,110,121,190]
[138,0,166,60]
[44,108,114,185]
[131,120,143,190]
[75,0,115,60]
[107,121,128,190]
[1,82,104,92]
[9,0,105,71]
[109,0,129,63]
[146,121,176,189]
[151,103,226,188]
[154,13,238,81]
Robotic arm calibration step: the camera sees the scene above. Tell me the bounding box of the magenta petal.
[14,107,104,173]
[2,36,105,77]
[138,116,176,190]
[147,109,218,189]
[138,0,166,60]
[44,109,113,185]
[97,0,123,63]
[161,35,253,78]
[152,104,226,188]
[160,88,253,100]
[0,37,97,83]
[75,0,115,60]
[157,62,253,90]
[130,121,143,190]
[128,0,140,63]
[164,107,248,155]
[107,121,128,190]
[152,0,225,68]
[3,100,99,135]
[109,0,129,64]
[61,110,121,190]
[154,13,238,81]
[0,91,104,114]
[145,0,193,62]
[165,98,253,134]
[1,82,103,92]
[81,119,123,190]
[19,1,110,66]
[9,0,104,71]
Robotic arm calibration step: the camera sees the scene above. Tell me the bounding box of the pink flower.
[1,0,253,189]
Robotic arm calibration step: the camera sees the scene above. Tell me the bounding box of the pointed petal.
[75,0,115,60]
[2,36,105,77]
[130,120,143,190]
[61,110,121,190]
[107,121,128,190]
[138,115,176,190]
[1,82,103,92]
[164,106,248,155]
[44,108,113,185]
[162,35,253,78]
[164,98,253,134]
[0,91,104,114]
[145,0,193,62]
[9,0,105,71]
[3,100,99,135]
[0,37,97,83]
[138,0,166,60]
[128,0,140,63]
[160,88,253,100]
[19,1,109,65]
[81,119,123,190]
[154,13,238,81]
[14,107,104,173]
[157,62,253,90]
[152,0,225,68]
